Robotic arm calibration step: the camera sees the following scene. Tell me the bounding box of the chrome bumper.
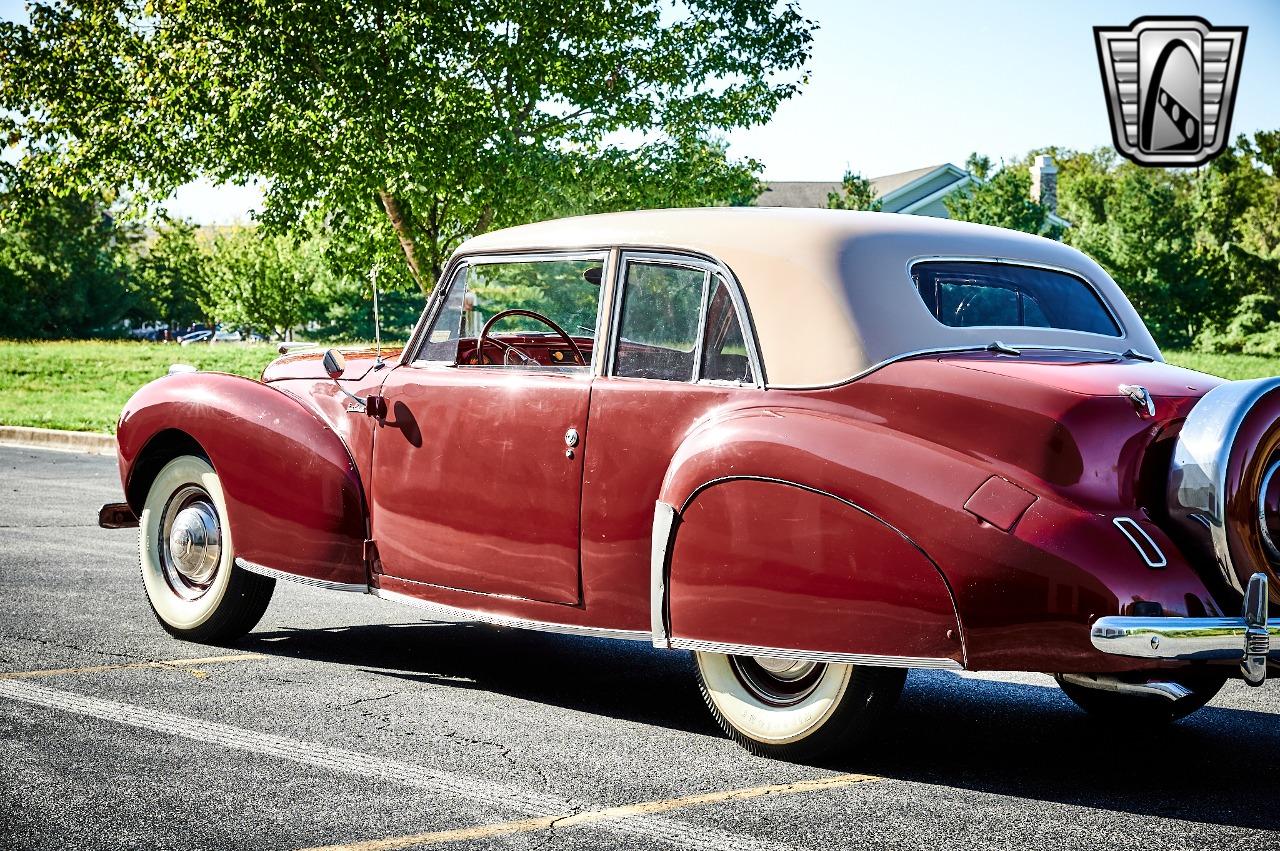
[1092,573,1276,686]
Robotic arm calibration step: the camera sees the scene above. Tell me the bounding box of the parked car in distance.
[178,328,254,346]
[100,209,1279,760]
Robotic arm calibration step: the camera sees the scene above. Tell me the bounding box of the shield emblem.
[1095,16,1247,167]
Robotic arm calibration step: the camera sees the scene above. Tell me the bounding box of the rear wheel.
[1055,670,1228,725]
[694,650,906,761]
[138,455,274,642]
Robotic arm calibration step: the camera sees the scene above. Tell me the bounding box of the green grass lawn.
[0,341,1278,434]
[0,340,280,433]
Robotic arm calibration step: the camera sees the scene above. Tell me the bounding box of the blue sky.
[2,0,1278,222]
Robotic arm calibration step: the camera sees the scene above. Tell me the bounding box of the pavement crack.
[338,691,399,709]
[0,634,146,662]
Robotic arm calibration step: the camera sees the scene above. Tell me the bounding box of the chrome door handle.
[564,428,579,448]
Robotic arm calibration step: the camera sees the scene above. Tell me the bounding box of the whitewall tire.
[694,651,906,760]
[139,455,274,642]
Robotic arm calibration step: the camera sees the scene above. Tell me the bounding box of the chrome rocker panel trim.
[234,558,368,593]
[1092,573,1275,685]
[371,588,651,642]
[669,637,964,670]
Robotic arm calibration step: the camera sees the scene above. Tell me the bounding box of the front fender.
[117,372,367,587]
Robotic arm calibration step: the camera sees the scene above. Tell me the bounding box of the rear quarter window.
[912,261,1121,337]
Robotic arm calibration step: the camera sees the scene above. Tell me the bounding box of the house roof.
[455,208,1153,388]
[755,164,960,209]
[756,163,1072,229]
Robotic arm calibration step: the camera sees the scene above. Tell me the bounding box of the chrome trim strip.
[669,637,963,670]
[765,343,1146,391]
[1113,516,1167,568]
[650,501,678,648]
[234,558,367,593]
[1168,377,1280,593]
[371,588,651,642]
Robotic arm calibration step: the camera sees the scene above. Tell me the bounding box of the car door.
[578,252,765,625]
[369,252,607,604]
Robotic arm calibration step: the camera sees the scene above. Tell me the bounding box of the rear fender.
[653,409,966,668]
[117,372,367,587]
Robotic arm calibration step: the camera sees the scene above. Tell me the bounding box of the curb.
[0,426,115,456]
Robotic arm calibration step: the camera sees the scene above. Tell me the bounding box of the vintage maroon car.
[101,208,1279,759]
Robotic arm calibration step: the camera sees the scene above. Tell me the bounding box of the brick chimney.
[1030,155,1058,214]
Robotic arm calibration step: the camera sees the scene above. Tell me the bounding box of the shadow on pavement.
[238,620,1280,831]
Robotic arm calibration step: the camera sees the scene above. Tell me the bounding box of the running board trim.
[234,558,367,593]
[371,588,651,642]
[669,637,964,669]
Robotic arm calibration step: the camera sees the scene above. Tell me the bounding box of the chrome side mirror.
[322,349,347,381]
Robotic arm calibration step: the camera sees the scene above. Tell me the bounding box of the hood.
[261,346,404,383]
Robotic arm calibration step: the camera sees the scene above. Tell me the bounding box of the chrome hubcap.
[753,656,819,681]
[729,655,826,706]
[159,486,221,600]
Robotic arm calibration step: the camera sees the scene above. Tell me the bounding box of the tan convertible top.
[456,208,1161,388]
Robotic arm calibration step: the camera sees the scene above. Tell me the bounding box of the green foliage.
[0,191,134,338]
[1,1,815,293]
[133,220,212,330]
[1047,132,1280,349]
[204,227,330,340]
[827,170,881,211]
[944,164,1056,237]
[964,152,993,180]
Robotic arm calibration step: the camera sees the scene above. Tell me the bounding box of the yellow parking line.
[298,772,883,851]
[0,653,264,680]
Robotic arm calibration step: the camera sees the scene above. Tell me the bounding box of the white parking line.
[0,680,807,851]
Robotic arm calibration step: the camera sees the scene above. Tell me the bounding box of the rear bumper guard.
[1092,573,1276,686]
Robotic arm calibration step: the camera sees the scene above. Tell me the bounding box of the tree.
[827,170,881,211]
[0,1,815,295]
[0,189,132,338]
[203,227,332,341]
[964,152,992,180]
[1061,162,1210,347]
[134,220,211,332]
[944,163,1055,236]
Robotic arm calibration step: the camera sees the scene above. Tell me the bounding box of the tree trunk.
[377,190,427,295]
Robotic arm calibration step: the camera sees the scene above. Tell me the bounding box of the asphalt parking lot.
[2,443,1279,851]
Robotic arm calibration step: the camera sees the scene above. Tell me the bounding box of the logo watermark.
[1094,16,1246,167]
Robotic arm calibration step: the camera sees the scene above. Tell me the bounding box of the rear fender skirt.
[654,475,965,667]
[117,372,368,588]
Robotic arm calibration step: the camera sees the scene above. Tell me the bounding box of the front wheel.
[694,651,906,761]
[1054,670,1228,725]
[138,454,274,642]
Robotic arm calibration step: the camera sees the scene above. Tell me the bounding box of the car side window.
[613,262,706,381]
[913,261,1120,336]
[417,258,603,367]
[418,266,469,362]
[700,276,755,384]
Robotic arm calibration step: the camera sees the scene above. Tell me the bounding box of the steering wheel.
[475,308,587,367]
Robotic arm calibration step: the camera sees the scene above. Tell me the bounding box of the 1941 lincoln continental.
[100,208,1280,760]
